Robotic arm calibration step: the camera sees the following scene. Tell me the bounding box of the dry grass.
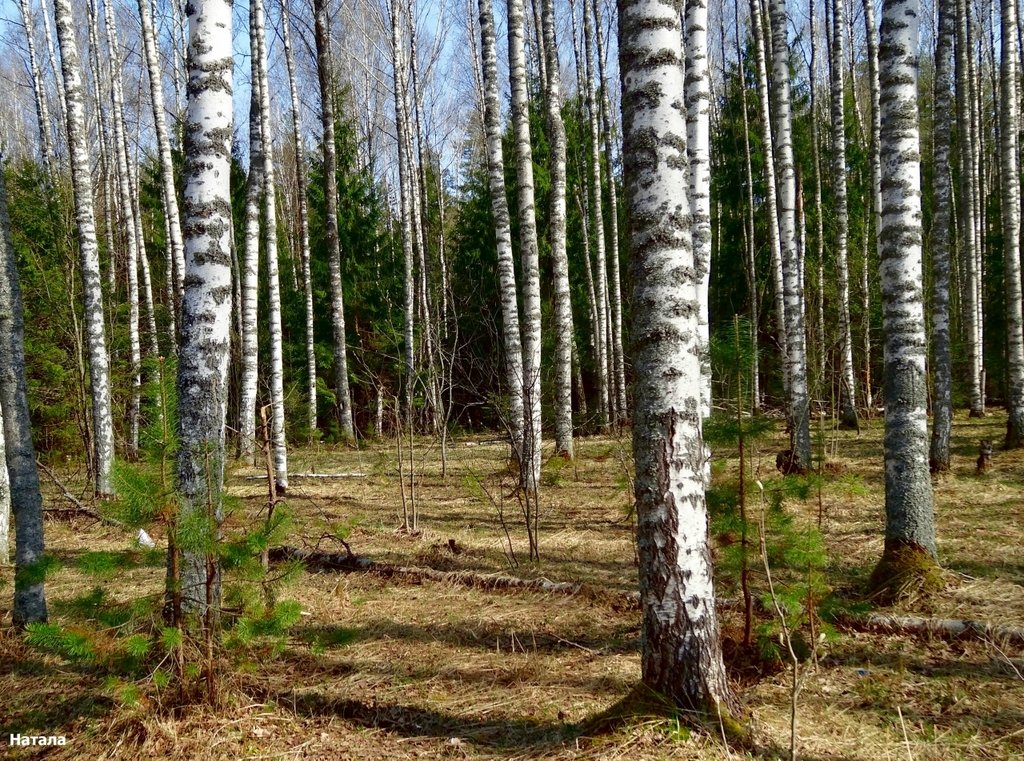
[1,410,1023,759]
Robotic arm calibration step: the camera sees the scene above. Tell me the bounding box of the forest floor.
[2,409,1023,760]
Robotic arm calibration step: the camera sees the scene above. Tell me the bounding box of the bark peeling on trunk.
[620,0,736,717]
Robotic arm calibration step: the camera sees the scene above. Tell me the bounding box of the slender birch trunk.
[862,0,881,409]
[281,0,317,441]
[53,0,115,498]
[315,0,356,442]
[749,0,788,398]
[769,0,811,469]
[478,0,525,465]
[930,0,954,471]
[17,0,56,177]
[40,0,67,152]
[830,0,859,429]
[870,0,939,598]
[540,0,574,458]
[1001,0,1024,448]
[591,0,627,425]
[620,0,736,716]
[238,27,263,461]
[138,0,185,315]
[580,0,610,429]
[177,0,233,619]
[507,0,542,507]
[685,0,713,421]
[0,162,47,624]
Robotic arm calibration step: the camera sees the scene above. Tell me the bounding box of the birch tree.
[315,0,356,442]
[540,0,573,458]
[53,0,116,498]
[0,158,47,625]
[685,0,713,420]
[478,0,525,466]
[830,0,859,429]
[177,0,234,617]
[16,0,56,177]
[507,0,543,504]
[869,0,939,599]
[770,0,811,469]
[1000,0,1024,448]
[930,0,954,471]
[621,0,736,715]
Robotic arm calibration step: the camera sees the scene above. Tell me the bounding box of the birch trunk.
[830,0,859,429]
[281,0,318,441]
[315,0,356,442]
[177,0,234,618]
[138,0,185,315]
[870,0,939,596]
[0,162,47,624]
[769,0,811,469]
[540,0,574,458]
[620,0,736,715]
[252,0,288,488]
[1001,0,1024,448]
[507,0,542,503]
[53,0,115,498]
[684,0,713,420]
[591,0,627,425]
[749,0,788,398]
[477,0,525,464]
[862,0,881,409]
[40,0,68,152]
[580,0,610,430]
[737,0,760,410]
[16,0,57,176]
[930,0,954,471]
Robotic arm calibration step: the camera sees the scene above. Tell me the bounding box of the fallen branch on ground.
[244,472,368,481]
[839,612,1024,648]
[36,459,125,529]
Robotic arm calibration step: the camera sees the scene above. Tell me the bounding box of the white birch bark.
[684,0,713,420]
[53,0,115,498]
[830,0,859,429]
[0,161,47,623]
[1000,0,1024,448]
[16,0,56,177]
[874,0,937,570]
[540,0,573,458]
[177,0,234,617]
[769,0,811,469]
[749,0,788,397]
[252,0,288,488]
[620,0,735,714]
[930,0,954,471]
[507,0,542,499]
[862,0,880,409]
[737,0,760,410]
[40,0,67,152]
[280,0,317,441]
[478,0,525,463]
[138,0,186,314]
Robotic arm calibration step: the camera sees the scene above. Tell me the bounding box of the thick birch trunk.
[252,0,288,488]
[870,0,939,595]
[930,0,954,471]
[1001,0,1024,448]
[620,0,736,716]
[769,0,811,469]
[830,0,858,429]
[540,0,574,458]
[477,0,525,464]
[177,0,233,618]
[54,0,115,498]
[281,0,318,441]
[0,164,47,624]
[507,0,543,501]
[685,0,713,421]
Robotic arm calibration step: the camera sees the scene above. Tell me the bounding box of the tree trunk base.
[868,542,942,605]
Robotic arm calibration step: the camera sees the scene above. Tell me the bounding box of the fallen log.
[268,545,641,608]
[839,612,1024,648]
[244,472,368,481]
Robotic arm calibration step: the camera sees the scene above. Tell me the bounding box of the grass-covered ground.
[1,409,1022,759]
